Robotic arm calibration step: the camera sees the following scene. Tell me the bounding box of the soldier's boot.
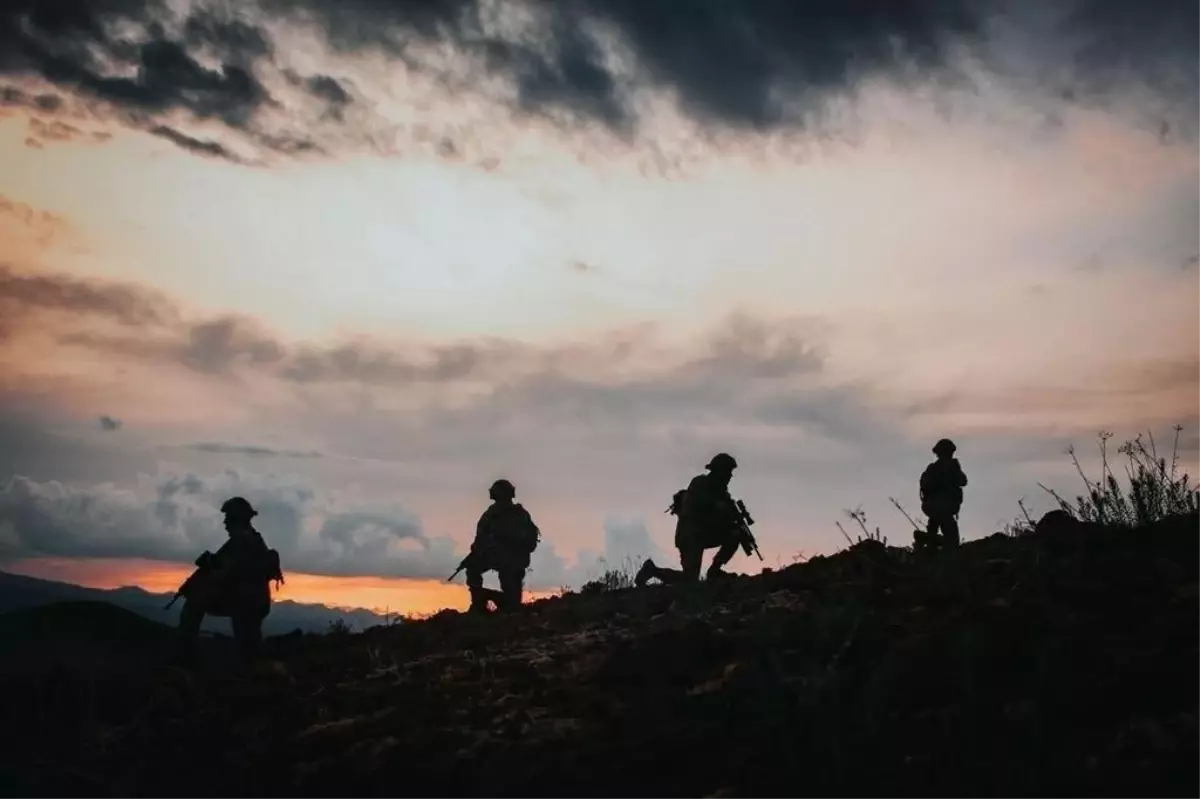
[470,586,509,614]
[912,528,931,552]
[635,558,660,587]
[467,586,490,614]
[466,568,491,614]
[497,570,525,613]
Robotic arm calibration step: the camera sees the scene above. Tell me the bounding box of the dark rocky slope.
[1,513,1196,797]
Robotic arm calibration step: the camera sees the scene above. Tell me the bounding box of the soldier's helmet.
[705,452,738,472]
[489,479,516,501]
[220,496,258,519]
[932,438,957,456]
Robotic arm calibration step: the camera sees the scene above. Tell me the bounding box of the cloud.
[280,0,1193,132]
[0,467,460,579]
[0,1,313,163]
[0,408,157,484]
[0,85,63,113]
[0,465,670,590]
[562,516,667,584]
[0,198,73,247]
[0,257,1193,566]
[284,70,353,121]
[5,265,828,391]
[0,263,178,328]
[147,124,246,163]
[1,0,1194,163]
[0,85,112,147]
[98,414,122,431]
[181,441,322,460]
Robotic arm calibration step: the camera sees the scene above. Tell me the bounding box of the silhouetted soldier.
[465,479,541,613]
[636,452,743,585]
[174,496,282,661]
[920,438,968,548]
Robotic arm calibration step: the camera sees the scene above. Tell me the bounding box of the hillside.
[0,600,179,661]
[0,570,389,635]
[1,512,1196,797]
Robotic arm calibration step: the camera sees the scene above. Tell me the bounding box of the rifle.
[733,499,764,561]
[164,551,214,610]
[447,550,477,583]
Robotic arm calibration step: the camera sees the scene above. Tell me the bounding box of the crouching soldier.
[917,438,968,549]
[636,452,744,586]
[464,479,541,613]
[173,496,283,661]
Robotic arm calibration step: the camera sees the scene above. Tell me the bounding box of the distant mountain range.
[0,570,391,636]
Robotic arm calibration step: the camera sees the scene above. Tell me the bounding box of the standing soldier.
[173,496,283,661]
[919,438,968,548]
[636,452,744,586]
[463,479,541,613]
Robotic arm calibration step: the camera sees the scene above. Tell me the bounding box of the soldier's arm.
[953,459,968,487]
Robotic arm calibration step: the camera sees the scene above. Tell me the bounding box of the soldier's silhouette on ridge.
[917,438,968,549]
[636,452,753,585]
[452,479,541,613]
[171,496,283,662]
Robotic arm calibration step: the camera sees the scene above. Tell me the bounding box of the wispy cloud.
[181,441,322,459]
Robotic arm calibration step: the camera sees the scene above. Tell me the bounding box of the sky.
[0,0,1197,616]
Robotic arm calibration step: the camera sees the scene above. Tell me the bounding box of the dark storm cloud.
[269,0,1197,132]
[0,0,321,162]
[266,0,984,131]
[286,72,354,121]
[3,0,1193,162]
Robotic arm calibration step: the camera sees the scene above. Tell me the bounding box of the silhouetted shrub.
[1038,426,1199,527]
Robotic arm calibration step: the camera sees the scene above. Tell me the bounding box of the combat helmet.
[705,452,738,472]
[220,496,258,519]
[932,438,957,457]
[489,479,516,501]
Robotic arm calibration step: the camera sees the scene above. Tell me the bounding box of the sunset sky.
[1,0,1197,617]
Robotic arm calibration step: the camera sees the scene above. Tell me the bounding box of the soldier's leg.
[231,613,263,660]
[942,515,960,547]
[175,599,205,658]
[465,562,490,613]
[497,567,525,611]
[647,545,704,585]
[705,538,740,579]
[926,515,943,547]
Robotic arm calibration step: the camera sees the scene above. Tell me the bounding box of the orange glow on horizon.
[3,556,559,617]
